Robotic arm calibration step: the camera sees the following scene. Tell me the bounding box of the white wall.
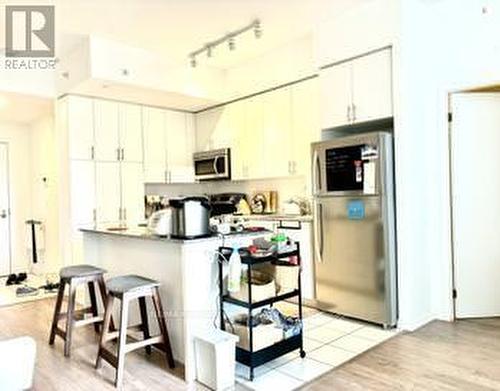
[398,0,500,326]
[0,122,33,274]
[30,114,60,273]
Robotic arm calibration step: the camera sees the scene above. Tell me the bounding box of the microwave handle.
[213,156,220,175]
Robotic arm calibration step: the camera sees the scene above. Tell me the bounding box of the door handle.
[0,209,7,219]
[312,150,321,195]
[313,202,324,263]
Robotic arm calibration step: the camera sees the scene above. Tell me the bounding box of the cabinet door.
[142,107,166,183]
[94,100,120,161]
[229,100,248,180]
[243,96,264,179]
[119,103,143,163]
[211,106,233,149]
[120,162,145,226]
[261,88,292,178]
[291,79,321,180]
[165,110,195,183]
[351,48,393,123]
[70,160,96,229]
[95,162,121,223]
[194,107,222,152]
[67,96,94,160]
[319,61,352,129]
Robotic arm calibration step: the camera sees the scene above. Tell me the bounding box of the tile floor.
[235,310,398,390]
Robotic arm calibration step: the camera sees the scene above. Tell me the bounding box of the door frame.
[448,90,500,320]
[0,141,12,275]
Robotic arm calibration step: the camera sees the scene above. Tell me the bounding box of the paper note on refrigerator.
[363,161,376,194]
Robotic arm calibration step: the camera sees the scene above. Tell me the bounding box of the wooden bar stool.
[96,274,175,388]
[49,264,110,357]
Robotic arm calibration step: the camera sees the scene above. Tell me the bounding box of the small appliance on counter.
[145,195,169,220]
[209,193,248,217]
[250,191,278,214]
[282,197,311,216]
[169,196,211,239]
[147,208,172,237]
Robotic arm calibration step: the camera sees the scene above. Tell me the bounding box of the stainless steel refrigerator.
[311,131,397,327]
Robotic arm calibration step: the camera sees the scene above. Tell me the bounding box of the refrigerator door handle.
[312,150,321,195]
[314,202,324,263]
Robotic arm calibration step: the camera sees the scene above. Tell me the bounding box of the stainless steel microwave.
[193,148,231,181]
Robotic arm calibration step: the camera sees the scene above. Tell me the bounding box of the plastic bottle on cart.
[228,247,242,293]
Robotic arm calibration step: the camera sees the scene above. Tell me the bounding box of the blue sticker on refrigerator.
[347,200,365,220]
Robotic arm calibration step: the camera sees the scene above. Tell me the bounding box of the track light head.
[206,45,213,58]
[254,20,262,39]
[228,36,235,51]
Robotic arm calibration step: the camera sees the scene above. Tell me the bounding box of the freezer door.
[314,196,392,325]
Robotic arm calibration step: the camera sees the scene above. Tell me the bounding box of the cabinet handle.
[92,208,96,224]
[116,148,121,161]
[118,207,122,220]
[121,148,125,161]
[123,208,127,221]
[352,104,356,122]
[347,105,352,123]
[91,146,95,160]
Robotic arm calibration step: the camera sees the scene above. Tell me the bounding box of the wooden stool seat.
[49,265,111,357]
[96,275,175,388]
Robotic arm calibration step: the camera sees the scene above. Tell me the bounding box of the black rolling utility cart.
[218,242,305,381]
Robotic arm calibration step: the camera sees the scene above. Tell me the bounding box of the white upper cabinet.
[351,48,392,123]
[319,61,352,129]
[94,100,120,161]
[291,78,321,178]
[142,106,167,183]
[229,100,247,180]
[165,110,195,183]
[67,96,94,160]
[118,103,143,163]
[261,87,292,178]
[95,162,121,223]
[120,162,145,225]
[320,47,393,129]
[195,107,224,152]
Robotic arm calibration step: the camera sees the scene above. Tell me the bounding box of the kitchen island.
[80,226,271,383]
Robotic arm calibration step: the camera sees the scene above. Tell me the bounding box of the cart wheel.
[300,350,306,358]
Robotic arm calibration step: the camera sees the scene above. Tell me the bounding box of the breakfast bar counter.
[80,226,270,383]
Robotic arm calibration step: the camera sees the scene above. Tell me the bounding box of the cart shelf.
[222,289,300,309]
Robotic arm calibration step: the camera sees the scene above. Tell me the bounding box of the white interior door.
[452,93,500,318]
[0,143,11,275]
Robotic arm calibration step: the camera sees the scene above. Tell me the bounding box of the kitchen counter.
[80,226,271,383]
[80,224,270,243]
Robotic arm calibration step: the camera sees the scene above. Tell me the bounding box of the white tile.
[350,326,397,343]
[324,318,364,333]
[303,337,323,352]
[307,324,347,343]
[277,357,333,382]
[308,345,358,367]
[330,334,380,354]
[264,351,299,369]
[302,312,336,329]
[241,369,303,391]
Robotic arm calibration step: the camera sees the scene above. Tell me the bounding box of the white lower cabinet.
[70,160,96,229]
[95,162,121,224]
[120,162,145,225]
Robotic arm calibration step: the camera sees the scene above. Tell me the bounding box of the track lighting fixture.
[188,19,262,67]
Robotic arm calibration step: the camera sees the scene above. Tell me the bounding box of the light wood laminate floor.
[2,298,498,390]
[303,318,500,390]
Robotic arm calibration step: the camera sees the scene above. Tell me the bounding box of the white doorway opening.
[450,93,500,318]
[0,142,12,276]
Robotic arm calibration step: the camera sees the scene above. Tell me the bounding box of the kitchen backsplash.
[145,176,310,213]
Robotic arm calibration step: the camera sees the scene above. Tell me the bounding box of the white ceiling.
[0,91,52,124]
[0,0,370,68]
